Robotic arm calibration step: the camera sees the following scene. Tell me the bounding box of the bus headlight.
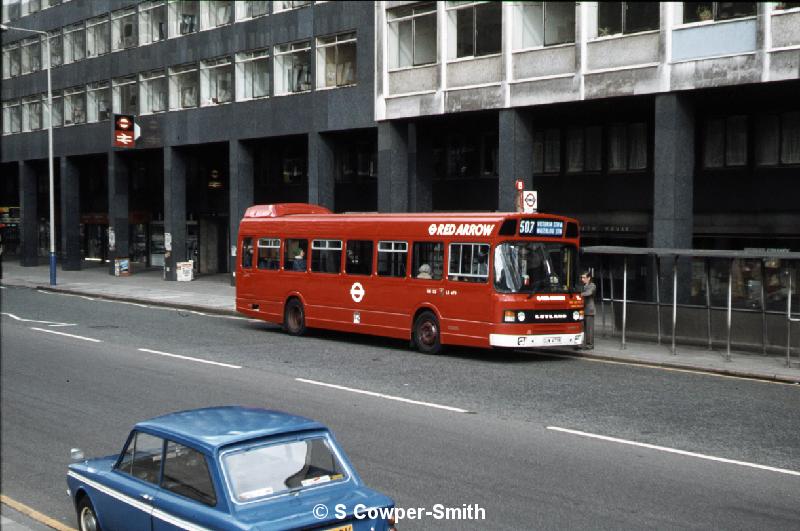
[504,310,516,322]
[573,311,583,321]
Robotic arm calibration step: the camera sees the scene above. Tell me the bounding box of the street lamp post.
[1,24,56,285]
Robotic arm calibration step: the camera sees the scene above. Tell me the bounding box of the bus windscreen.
[494,242,577,294]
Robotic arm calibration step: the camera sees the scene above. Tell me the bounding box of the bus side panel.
[434,281,495,348]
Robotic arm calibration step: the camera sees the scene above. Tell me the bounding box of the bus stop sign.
[523,190,538,213]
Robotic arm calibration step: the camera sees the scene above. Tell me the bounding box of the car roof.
[135,406,327,454]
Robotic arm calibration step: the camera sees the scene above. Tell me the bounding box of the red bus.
[236,203,584,354]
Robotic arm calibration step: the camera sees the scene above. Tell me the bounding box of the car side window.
[161,440,217,507]
[116,431,164,485]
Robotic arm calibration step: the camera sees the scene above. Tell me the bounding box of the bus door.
[342,240,375,328]
[253,237,282,318]
[307,239,348,323]
[440,242,493,335]
[365,240,411,333]
[238,237,256,309]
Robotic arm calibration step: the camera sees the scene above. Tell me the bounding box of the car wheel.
[284,299,307,336]
[413,311,441,355]
[77,497,102,531]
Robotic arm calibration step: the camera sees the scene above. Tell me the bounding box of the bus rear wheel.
[284,299,307,336]
[413,311,441,355]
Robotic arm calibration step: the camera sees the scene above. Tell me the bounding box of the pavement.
[2,258,799,385]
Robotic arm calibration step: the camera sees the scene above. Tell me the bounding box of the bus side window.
[242,238,254,269]
[311,240,343,274]
[345,240,373,275]
[284,239,308,272]
[257,238,281,270]
[412,242,443,280]
[377,241,407,278]
[448,243,489,283]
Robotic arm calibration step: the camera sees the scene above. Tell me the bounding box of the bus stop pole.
[655,254,662,345]
[705,259,712,350]
[760,258,767,356]
[622,256,627,350]
[726,258,733,362]
[600,259,606,338]
[787,271,793,368]
[672,257,678,356]
[609,266,615,339]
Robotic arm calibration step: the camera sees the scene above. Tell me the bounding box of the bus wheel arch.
[412,307,442,355]
[283,296,307,336]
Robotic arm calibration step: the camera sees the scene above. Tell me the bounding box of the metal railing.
[583,246,800,367]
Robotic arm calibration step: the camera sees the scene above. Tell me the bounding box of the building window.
[756,112,800,166]
[64,22,85,63]
[87,81,111,122]
[236,49,270,100]
[140,69,167,114]
[598,2,659,37]
[335,140,376,183]
[171,0,199,36]
[22,95,42,132]
[112,7,138,50]
[448,243,489,282]
[566,126,602,173]
[3,0,22,22]
[316,32,356,89]
[377,241,408,278]
[140,1,167,45]
[236,1,269,20]
[608,122,648,171]
[703,116,747,168]
[200,57,233,105]
[86,15,110,58]
[203,1,233,29]
[2,44,20,78]
[512,2,575,49]
[64,86,87,125]
[21,37,41,74]
[450,1,502,59]
[48,30,62,67]
[274,40,311,95]
[22,0,40,16]
[169,63,199,109]
[113,75,138,115]
[273,1,311,13]
[387,2,437,69]
[49,92,63,128]
[533,128,561,174]
[2,100,21,134]
[683,2,757,23]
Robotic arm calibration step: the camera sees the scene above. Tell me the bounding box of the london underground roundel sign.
[350,282,365,303]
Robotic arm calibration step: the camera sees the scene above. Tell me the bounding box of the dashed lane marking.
[29,327,101,343]
[2,312,76,327]
[138,348,242,369]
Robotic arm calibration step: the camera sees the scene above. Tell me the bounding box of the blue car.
[66,406,396,531]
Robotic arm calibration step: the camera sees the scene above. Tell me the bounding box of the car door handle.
[140,494,154,501]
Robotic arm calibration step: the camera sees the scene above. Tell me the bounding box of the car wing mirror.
[70,448,85,461]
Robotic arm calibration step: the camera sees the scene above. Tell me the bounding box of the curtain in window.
[585,126,602,171]
[781,112,800,164]
[627,122,647,169]
[545,1,575,45]
[544,128,560,173]
[703,118,724,168]
[755,115,779,166]
[397,20,412,67]
[515,2,543,49]
[532,132,544,174]
[566,127,584,173]
[608,124,627,170]
[337,42,356,86]
[725,115,747,166]
[414,13,436,65]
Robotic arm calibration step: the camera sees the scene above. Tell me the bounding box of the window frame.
[241,237,254,269]
[21,36,42,75]
[256,238,281,270]
[200,56,234,106]
[681,2,758,25]
[87,81,111,123]
[411,241,444,281]
[112,7,138,51]
[236,1,269,21]
[63,86,87,126]
[283,239,309,272]
[448,242,490,283]
[273,40,312,95]
[345,240,374,276]
[235,49,270,101]
[86,14,110,58]
[113,430,165,487]
[315,31,357,89]
[512,1,577,51]
[22,94,43,132]
[139,69,168,115]
[139,0,168,46]
[387,2,438,70]
[160,439,217,507]
[447,1,502,60]
[702,115,749,169]
[310,239,343,274]
[113,75,138,115]
[63,21,86,64]
[169,63,200,110]
[377,240,409,278]
[596,1,661,38]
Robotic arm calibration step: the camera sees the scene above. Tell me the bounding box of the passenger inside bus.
[416,264,433,279]
[292,248,306,271]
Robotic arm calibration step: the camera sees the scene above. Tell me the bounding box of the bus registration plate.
[543,336,562,345]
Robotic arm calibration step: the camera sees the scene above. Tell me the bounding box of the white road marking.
[29,327,102,343]
[547,426,800,477]
[295,378,471,413]
[138,348,241,369]
[2,312,76,327]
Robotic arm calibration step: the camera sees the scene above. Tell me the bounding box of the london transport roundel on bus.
[350,282,365,303]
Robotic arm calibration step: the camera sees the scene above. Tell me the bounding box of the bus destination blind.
[519,219,564,237]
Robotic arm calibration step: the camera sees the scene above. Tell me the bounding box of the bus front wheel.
[413,311,441,355]
[284,299,307,336]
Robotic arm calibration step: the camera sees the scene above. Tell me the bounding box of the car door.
[96,430,163,531]
[152,440,228,531]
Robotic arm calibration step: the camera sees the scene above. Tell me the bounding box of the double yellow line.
[0,494,75,531]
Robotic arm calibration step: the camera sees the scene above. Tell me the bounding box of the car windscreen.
[494,241,578,294]
[221,437,347,503]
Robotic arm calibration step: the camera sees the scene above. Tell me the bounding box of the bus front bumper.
[490,332,584,348]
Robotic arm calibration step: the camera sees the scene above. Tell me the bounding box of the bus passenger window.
[412,242,443,280]
[345,240,373,275]
[284,239,308,272]
[311,240,343,274]
[241,238,254,269]
[377,241,408,278]
[449,243,489,283]
[257,238,281,270]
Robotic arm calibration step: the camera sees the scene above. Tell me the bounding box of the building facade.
[2,1,799,282]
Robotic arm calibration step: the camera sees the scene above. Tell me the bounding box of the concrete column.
[307,132,335,210]
[377,121,408,213]
[18,161,38,267]
[59,157,81,270]
[498,109,534,212]
[228,139,254,285]
[107,151,129,274]
[408,123,433,212]
[163,147,187,281]
[653,93,694,249]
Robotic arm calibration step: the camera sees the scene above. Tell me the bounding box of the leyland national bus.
[236,203,584,354]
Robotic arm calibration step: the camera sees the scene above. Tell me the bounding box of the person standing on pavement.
[580,271,596,349]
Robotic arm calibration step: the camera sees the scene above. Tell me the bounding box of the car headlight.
[504,310,515,322]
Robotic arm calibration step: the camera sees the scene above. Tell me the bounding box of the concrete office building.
[2,1,800,283]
